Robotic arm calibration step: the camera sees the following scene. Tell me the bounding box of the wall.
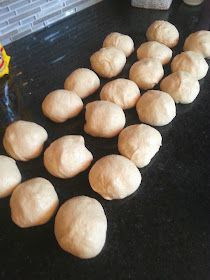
[0,0,102,45]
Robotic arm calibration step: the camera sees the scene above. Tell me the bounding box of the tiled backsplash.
[0,0,102,45]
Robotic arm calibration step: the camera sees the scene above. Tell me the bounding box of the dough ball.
[3,120,48,161]
[54,196,107,259]
[84,101,126,138]
[44,135,93,178]
[137,41,172,65]
[0,155,21,198]
[103,32,134,57]
[136,90,176,126]
[64,68,100,99]
[100,78,140,109]
[129,58,164,90]
[118,124,162,168]
[90,47,126,78]
[171,51,208,80]
[146,20,179,48]
[89,155,141,200]
[184,30,210,59]
[160,71,200,104]
[10,177,59,228]
[42,90,83,123]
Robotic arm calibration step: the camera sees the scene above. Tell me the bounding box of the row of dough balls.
[1,22,210,260]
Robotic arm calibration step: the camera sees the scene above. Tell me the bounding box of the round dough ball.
[160,71,200,104]
[129,58,164,90]
[42,90,83,123]
[89,155,141,200]
[84,101,126,138]
[118,124,162,168]
[100,78,140,109]
[136,90,176,126]
[64,68,100,99]
[184,31,210,59]
[10,177,59,228]
[103,32,134,57]
[137,41,172,65]
[54,196,107,259]
[3,120,48,161]
[171,51,208,80]
[0,155,21,198]
[146,20,179,48]
[44,135,93,178]
[90,47,126,78]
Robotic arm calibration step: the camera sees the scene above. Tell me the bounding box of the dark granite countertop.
[0,1,209,279]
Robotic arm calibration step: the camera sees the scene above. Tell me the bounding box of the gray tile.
[65,0,82,5]
[33,9,61,25]
[2,36,12,46]
[62,5,76,13]
[18,23,32,33]
[20,15,36,25]
[11,28,32,41]
[0,20,8,28]
[31,21,45,31]
[8,7,41,23]
[9,0,30,11]
[0,22,20,35]
[40,1,64,15]
[16,0,47,15]
[45,8,76,25]
[0,0,16,8]
[0,10,16,21]
[0,6,9,15]
[1,29,18,40]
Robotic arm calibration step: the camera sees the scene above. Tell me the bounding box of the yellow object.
[0,44,10,78]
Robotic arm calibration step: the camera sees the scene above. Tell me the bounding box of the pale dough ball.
[137,41,172,65]
[0,155,21,198]
[100,78,140,109]
[3,120,48,161]
[103,32,134,57]
[44,135,93,178]
[42,90,83,123]
[160,71,200,104]
[89,155,141,200]
[54,196,107,259]
[184,31,210,59]
[171,51,208,80]
[84,101,126,138]
[136,90,176,126]
[10,177,59,228]
[129,58,164,90]
[64,68,100,99]
[90,47,126,78]
[118,124,162,168]
[146,20,179,48]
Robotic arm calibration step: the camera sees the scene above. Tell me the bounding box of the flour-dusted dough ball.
[42,90,83,123]
[44,135,93,178]
[129,58,164,90]
[64,68,100,99]
[146,20,179,48]
[103,32,134,57]
[160,71,200,104]
[0,155,21,198]
[84,101,126,138]
[89,155,141,200]
[10,177,59,228]
[171,51,208,80]
[184,31,210,59]
[54,196,107,259]
[118,124,162,168]
[137,41,172,65]
[100,78,140,109]
[136,90,176,126]
[90,47,126,78]
[3,120,48,161]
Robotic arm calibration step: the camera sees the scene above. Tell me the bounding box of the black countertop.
[0,1,209,279]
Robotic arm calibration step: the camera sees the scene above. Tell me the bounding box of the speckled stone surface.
[0,0,209,279]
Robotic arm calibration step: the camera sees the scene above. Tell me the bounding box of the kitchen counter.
[0,0,209,279]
